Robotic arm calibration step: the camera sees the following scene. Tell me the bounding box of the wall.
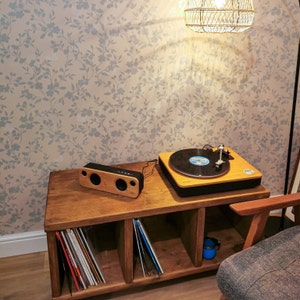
[1,0,299,235]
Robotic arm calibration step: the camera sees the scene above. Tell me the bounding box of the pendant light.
[184,0,255,33]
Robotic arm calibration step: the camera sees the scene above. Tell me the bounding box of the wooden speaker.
[79,163,144,198]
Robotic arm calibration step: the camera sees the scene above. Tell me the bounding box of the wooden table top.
[44,161,270,231]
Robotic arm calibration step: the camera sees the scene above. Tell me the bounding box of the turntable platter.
[169,148,230,178]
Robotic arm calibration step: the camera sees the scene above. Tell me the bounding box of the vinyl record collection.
[56,219,163,293]
[56,228,106,292]
[133,218,164,277]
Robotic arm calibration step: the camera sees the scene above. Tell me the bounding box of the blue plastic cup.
[203,237,221,259]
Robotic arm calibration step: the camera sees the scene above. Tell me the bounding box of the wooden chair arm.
[229,192,300,249]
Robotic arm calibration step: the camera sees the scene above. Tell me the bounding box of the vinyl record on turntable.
[169,148,230,178]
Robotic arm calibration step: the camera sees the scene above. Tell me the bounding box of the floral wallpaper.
[0,0,299,235]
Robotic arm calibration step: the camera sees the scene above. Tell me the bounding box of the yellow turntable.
[158,146,262,197]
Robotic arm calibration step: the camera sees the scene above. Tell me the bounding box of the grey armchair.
[216,193,300,300]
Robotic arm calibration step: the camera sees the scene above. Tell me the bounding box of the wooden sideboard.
[44,161,269,299]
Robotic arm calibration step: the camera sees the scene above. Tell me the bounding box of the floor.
[0,251,223,300]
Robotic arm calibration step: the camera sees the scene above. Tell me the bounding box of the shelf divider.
[179,208,205,267]
[117,219,134,283]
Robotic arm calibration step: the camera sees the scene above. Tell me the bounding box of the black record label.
[169,148,230,178]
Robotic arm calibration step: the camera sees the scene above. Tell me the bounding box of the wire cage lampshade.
[184,0,255,33]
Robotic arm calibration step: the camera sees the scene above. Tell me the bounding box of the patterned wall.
[1,0,299,235]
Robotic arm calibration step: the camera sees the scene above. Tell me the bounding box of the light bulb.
[214,0,225,8]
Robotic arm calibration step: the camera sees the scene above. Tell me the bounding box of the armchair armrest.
[230,192,300,249]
